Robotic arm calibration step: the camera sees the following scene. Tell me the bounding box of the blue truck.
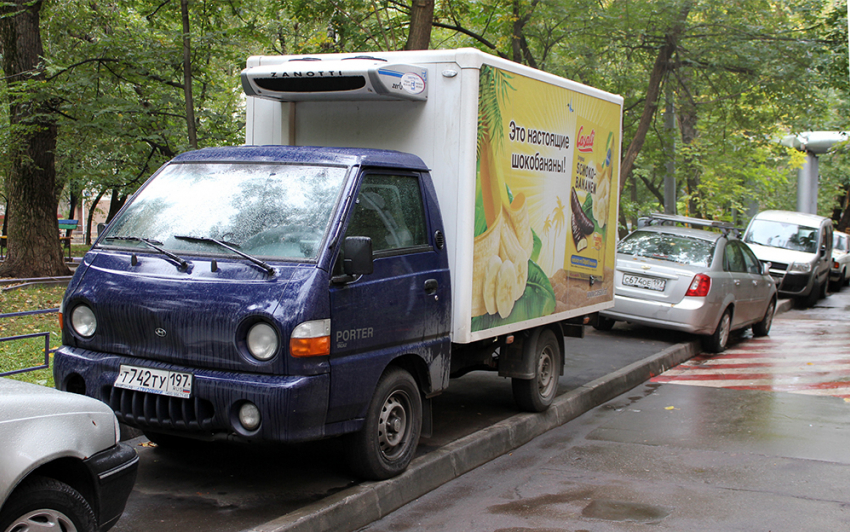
[54,49,623,479]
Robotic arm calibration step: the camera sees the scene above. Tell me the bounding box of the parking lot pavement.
[112,299,795,532]
[357,296,848,532]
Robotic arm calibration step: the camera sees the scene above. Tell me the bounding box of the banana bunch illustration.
[472,193,534,319]
[592,165,611,229]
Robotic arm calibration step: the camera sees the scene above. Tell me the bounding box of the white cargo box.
[242,48,623,344]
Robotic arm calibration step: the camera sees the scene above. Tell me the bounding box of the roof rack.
[637,213,741,236]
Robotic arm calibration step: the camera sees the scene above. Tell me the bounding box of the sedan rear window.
[618,231,715,267]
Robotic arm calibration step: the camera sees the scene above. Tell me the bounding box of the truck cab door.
[327,171,451,425]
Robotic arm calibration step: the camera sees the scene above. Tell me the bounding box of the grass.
[0,243,90,387]
[0,284,66,387]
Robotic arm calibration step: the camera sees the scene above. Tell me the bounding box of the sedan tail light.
[685,273,711,297]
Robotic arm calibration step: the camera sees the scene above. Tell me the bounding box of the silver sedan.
[0,378,138,532]
[596,215,777,352]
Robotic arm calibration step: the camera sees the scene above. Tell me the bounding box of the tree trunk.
[181,0,198,149]
[405,0,434,50]
[619,1,692,197]
[86,189,107,245]
[677,68,701,217]
[0,0,70,278]
[106,188,127,224]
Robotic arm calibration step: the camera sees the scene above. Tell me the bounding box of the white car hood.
[0,378,119,503]
[745,243,816,265]
[0,377,114,421]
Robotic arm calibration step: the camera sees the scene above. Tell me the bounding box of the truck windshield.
[101,162,347,260]
[744,220,818,253]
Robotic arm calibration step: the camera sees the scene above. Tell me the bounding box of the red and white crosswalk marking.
[651,319,850,399]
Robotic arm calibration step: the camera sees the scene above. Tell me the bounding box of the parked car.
[831,231,850,289]
[742,210,833,307]
[0,377,138,532]
[596,214,777,353]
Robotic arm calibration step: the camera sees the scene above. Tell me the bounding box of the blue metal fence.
[0,308,59,376]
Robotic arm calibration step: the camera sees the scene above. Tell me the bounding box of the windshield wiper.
[174,235,274,276]
[103,236,191,271]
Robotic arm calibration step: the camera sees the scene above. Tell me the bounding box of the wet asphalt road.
[358,291,850,531]
[112,324,692,532]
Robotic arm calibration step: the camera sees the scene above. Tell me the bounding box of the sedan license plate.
[622,274,666,292]
[115,365,192,399]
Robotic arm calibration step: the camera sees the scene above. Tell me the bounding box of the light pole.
[781,131,848,214]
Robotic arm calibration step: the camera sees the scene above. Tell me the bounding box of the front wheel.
[512,329,561,412]
[703,308,732,353]
[346,367,422,480]
[0,476,97,532]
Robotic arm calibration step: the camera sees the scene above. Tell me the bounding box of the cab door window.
[346,174,428,253]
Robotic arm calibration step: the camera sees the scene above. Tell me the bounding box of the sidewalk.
[245,297,794,532]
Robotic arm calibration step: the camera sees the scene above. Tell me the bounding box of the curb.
[246,299,796,532]
[246,339,701,532]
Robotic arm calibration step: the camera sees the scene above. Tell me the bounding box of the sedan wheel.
[752,299,775,337]
[0,477,96,532]
[703,308,732,353]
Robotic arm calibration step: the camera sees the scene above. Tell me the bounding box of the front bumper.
[84,443,138,532]
[54,347,331,444]
[600,294,722,336]
[774,271,815,297]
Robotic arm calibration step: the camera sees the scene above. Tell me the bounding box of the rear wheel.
[593,316,616,331]
[0,476,97,532]
[703,308,732,353]
[512,329,561,412]
[752,298,775,337]
[346,367,422,480]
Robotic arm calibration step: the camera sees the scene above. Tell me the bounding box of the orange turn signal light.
[290,336,330,358]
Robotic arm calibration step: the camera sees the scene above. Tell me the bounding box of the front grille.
[780,275,808,292]
[106,386,217,432]
[767,261,788,272]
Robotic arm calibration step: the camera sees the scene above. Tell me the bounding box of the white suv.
[743,210,833,307]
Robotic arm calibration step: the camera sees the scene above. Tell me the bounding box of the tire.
[512,329,561,412]
[799,279,821,308]
[346,367,422,480]
[0,476,97,532]
[752,298,775,337]
[703,308,732,353]
[593,316,616,331]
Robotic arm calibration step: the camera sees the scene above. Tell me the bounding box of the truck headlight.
[247,322,279,361]
[71,305,97,337]
[788,262,812,273]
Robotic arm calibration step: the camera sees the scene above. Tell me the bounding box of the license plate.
[622,274,666,292]
[115,365,193,399]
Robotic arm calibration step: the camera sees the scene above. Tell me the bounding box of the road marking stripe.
[651,318,850,399]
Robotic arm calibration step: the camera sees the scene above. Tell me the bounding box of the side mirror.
[343,236,374,276]
[761,261,772,275]
[96,223,107,236]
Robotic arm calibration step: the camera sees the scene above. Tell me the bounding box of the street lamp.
[781,131,848,215]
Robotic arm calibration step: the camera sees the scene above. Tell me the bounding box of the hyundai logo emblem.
[155,328,167,338]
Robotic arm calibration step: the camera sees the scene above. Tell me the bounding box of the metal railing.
[0,308,59,376]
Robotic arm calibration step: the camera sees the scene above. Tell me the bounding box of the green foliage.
[0,0,846,242]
